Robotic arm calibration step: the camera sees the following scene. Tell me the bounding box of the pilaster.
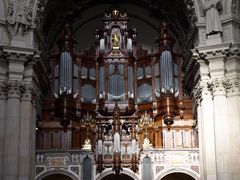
[192,42,240,180]
[0,44,49,180]
[193,81,217,180]
[0,82,7,179]
[19,85,39,180]
[3,81,24,180]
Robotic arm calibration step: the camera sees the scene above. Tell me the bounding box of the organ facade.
[36,7,199,180]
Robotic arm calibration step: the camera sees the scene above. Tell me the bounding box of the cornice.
[186,43,240,76]
[1,45,36,56]
[194,43,232,57]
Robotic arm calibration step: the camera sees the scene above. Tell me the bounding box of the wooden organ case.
[36,7,196,175]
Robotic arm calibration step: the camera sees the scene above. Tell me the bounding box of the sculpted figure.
[112,33,119,48]
[203,0,222,35]
[6,0,32,36]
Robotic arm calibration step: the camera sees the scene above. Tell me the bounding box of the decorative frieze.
[140,148,199,178]
[35,150,94,178]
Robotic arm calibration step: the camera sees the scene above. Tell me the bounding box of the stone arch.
[154,167,200,180]
[35,169,79,180]
[95,168,140,180]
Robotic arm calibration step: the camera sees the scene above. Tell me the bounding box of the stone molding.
[1,45,36,58]
[186,43,239,73]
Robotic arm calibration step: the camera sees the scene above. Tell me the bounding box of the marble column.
[0,83,7,179]
[3,82,22,180]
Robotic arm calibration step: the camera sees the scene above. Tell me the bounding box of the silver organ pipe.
[160,50,174,93]
[59,51,73,95]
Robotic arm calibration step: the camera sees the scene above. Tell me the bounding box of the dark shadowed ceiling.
[42,0,196,53]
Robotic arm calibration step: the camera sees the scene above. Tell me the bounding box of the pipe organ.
[36,7,196,174]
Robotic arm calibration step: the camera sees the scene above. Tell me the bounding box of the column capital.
[223,78,240,96]
[192,80,212,104]
[208,79,226,96]
[6,81,25,98]
[21,84,41,106]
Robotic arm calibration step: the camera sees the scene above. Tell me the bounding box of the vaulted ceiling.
[42,0,196,53]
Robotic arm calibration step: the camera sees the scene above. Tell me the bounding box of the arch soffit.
[96,168,140,180]
[154,167,200,180]
[35,169,79,180]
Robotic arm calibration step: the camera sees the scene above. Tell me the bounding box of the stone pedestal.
[206,34,222,46]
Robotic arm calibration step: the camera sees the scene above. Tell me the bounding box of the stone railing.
[35,149,94,179]
[140,148,200,178]
[35,148,200,179]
